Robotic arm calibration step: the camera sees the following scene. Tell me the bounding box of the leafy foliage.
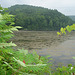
[0,6,51,75]
[57,24,75,35]
[11,49,52,75]
[0,6,23,75]
[52,65,75,75]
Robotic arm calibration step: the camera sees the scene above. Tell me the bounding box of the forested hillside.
[8,5,74,31]
[68,16,75,21]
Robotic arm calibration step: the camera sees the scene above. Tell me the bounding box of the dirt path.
[34,36,75,66]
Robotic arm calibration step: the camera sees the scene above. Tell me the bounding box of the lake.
[12,31,75,67]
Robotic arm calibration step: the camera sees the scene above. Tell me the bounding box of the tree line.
[8,4,75,31]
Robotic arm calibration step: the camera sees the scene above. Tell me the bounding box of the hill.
[8,4,74,31]
[68,16,75,21]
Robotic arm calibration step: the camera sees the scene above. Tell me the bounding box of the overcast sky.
[0,0,75,15]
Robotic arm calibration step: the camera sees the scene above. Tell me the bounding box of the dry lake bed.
[11,31,75,66]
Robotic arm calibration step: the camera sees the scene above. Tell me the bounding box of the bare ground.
[11,31,74,51]
[11,31,75,66]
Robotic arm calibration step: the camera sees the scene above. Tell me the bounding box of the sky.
[0,0,75,15]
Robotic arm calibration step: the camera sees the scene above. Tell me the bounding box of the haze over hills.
[8,4,75,31]
[68,16,75,21]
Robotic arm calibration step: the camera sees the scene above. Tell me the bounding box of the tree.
[8,4,75,31]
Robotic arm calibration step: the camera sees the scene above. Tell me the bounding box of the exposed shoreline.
[11,31,75,66]
[12,31,74,50]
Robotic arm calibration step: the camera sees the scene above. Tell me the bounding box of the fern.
[0,42,17,48]
[0,6,22,75]
[0,6,49,75]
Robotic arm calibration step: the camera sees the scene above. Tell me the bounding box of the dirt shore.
[11,31,75,66]
[11,31,75,50]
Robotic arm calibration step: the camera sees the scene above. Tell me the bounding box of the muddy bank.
[11,31,75,66]
[11,31,74,50]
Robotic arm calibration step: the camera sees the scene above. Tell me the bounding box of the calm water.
[35,37,75,66]
[12,31,75,66]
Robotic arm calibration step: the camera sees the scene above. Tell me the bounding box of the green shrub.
[0,6,52,75]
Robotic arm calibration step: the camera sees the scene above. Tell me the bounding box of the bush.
[0,6,52,75]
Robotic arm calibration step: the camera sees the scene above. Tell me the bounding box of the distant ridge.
[68,16,75,21]
[8,4,74,31]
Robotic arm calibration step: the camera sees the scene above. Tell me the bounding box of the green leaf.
[18,48,28,55]
[23,50,28,55]
[60,27,63,32]
[60,27,66,34]
[57,32,61,35]
[66,25,72,32]
[38,60,43,64]
[72,57,75,59]
[13,57,46,67]
[10,22,15,25]
[27,64,47,67]
[0,26,22,33]
[71,24,75,30]
[0,56,4,60]
[15,26,22,28]
[4,61,17,71]
[0,42,17,48]
[0,6,3,10]
[4,61,33,75]
[0,13,3,22]
[13,57,26,67]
